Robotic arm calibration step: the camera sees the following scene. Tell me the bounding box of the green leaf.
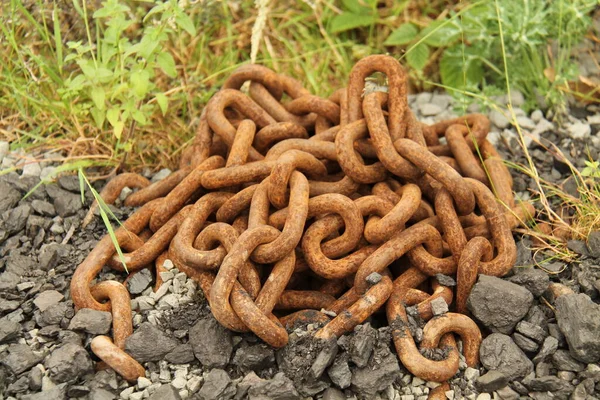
[439,46,484,91]
[330,12,377,33]
[342,0,368,13]
[132,109,148,125]
[420,20,461,48]
[175,12,196,36]
[112,120,125,139]
[406,42,430,71]
[156,52,177,78]
[91,87,105,110]
[155,93,168,115]
[106,107,120,127]
[384,24,418,46]
[90,107,106,128]
[130,70,150,98]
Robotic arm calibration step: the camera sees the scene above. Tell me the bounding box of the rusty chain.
[71,55,534,387]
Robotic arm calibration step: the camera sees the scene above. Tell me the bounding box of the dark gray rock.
[551,350,585,372]
[148,384,181,400]
[0,318,21,343]
[67,385,91,398]
[571,379,592,400]
[475,370,510,392]
[321,388,346,400]
[232,344,275,372]
[0,181,21,213]
[4,254,37,276]
[89,388,117,400]
[555,293,600,363]
[7,374,28,394]
[247,372,300,400]
[507,268,550,297]
[198,369,236,400]
[38,243,66,271]
[31,200,56,217]
[532,336,559,364]
[0,343,43,375]
[479,333,534,380]
[567,240,590,256]
[164,343,196,364]
[309,338,338,379]
[523,375,572,392]
[349,323,376,368]
[21,383,67,400]
[0,299,21,314]
[46,343,93,383]
[57,175,81,193]
[467,275,533,334]
[125,322,179,363]
[29,366,43,390]
[327,353,352,389]
[435,273,456,287]
[3,204,32,235]
[516,320,547,343]
[33,290,64,312]
[0,271,20,291]
[513,332,539,353]
[127,268,153,294]
[68,308,112,334]
[350,350,400,397]
[50,189,82,217]
[41,302,72,326]
[189,316,233,368]
[586,231,600,258]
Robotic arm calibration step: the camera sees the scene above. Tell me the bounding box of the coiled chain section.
[72,55,534,389]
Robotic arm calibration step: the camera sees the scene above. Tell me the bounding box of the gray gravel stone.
[40,302,72,326]
[21,383,67,400]
[507,268,550,297]
[46,343,93,383]
[49,188,82,217]
[0,318,21,343]
[31,200,56,217]
[479,333,534,380]
[68,308,112,334]
[232,344,275,372]
[532,336,559,365]
[468,275,533,334]
[148,384,181,400]
[513,332,539,353]
[321,387,346,400]
[247,372,300,400]
[1,343,43,375]
[419,103,443,116]
[189,315,233,368]
[475,370,509,392]
[586,230,600,258]
[309,338,338,379]
[555,293,600,363]
[351,350,400,397]
[125,322,179,363]
[164,343,196,364]
[33,290,64,312]
[127,269,153,295]
[0,271,20,291]
[551,350,585,372]
[490,110,510,129]
[515,320,547,343]
[198,369,236,400]
[327,353,352,389]
[3,204,32,235]
[0,181,21,213]
[57,175,80,192]
[22,162,41,177]
[430,297,448,316]
[567,121,591,140]
[349,323,376,368]
[523,375,572,392]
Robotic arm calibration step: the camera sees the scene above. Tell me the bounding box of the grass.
[0,0,599,265]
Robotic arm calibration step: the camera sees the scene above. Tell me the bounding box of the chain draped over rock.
[74,55,535,392]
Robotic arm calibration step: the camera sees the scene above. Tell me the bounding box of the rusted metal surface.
[72,55,533,383]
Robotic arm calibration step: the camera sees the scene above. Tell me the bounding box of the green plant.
[59,0,195,143]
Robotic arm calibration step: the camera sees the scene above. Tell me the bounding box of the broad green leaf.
[90,107,106,128]
[175,13,197,36]
[406,42,430,71]
[130,70,150,98]
[342,0,369,13]
[77,59,96,79]
[155,93,168,115]
[91,87,105,110]
[113,120,125,139]
[132,109,148,125]
[106,107,120,126]
[157,52,177,78]
[330,12,377,33]
[384,24,418,46]
[439,47,484,91]
[420,20,461,48]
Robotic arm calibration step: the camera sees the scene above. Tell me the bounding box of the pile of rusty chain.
[71,55,535,390]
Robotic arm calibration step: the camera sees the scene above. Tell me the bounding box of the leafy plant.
[58,0,196,142]
[329,0,380,34]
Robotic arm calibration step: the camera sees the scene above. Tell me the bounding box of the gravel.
[124,322,179,363]
[555,293,600,363]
